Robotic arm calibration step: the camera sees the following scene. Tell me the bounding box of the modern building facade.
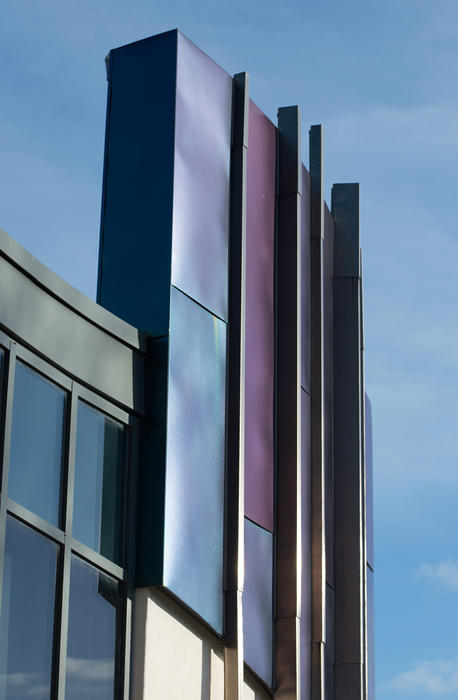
[0,29,373,700]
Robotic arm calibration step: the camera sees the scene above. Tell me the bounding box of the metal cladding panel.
[0,256,142,411]
[325,584,335,700]
[300,389,312,700]
[171,32,232,321]
[98,31,177,336]
[244,101,276,532]
[367,566,375,700]
[324,205,334,587]
[301,165,311,394]
[243,517,273,686]
[365,393,374,569]
[163,287,226,633]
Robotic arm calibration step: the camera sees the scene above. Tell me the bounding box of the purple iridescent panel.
[164,286,227,633]
[243,517,273,685]
[300,389,311,699]
[301,165,311,394]
[365,394,374,569]
[244,101,276,532]
[324,204,334,586]
[171,32,232,321]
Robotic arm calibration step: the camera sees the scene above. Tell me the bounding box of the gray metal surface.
[332,183,364,699]
[309,124,326,700]
[275,105,301,698]
[225,71,249,700]
[0,254,144,411]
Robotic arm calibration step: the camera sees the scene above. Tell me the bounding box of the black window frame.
[0,329,138,700]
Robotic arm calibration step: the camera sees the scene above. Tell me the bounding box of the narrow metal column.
[275,105,302,699]
[332,183,364,700]
[225,71,249,700]
[309,125,326,700]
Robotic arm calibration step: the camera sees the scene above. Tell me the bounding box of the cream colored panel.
[132,588,226,700]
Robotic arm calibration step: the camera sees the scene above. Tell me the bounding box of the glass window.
[65,555,122,699]
[73,402,126,564]
[0,516,58,699]
[8,362,65,526]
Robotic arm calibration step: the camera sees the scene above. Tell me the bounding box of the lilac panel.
[164,286,226,633]
[243,517,273,685]
[300,389,312,699]
[301,166,311,394]
[367,566,375,700]
[244,101,276,532]
[365,394,374,568]
[171,32,232,321]
[324,204,335,586]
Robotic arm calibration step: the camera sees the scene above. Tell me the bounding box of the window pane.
[0,516,58,699]
[73,402,126,564]
[65,556,122,699]
[9,362,65,526]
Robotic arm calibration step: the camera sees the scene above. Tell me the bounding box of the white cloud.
[66,657,114,682]
[391,660,458,695]
[417,560,458,590]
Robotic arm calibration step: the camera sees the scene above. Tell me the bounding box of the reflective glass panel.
[9,362,65,526]
[0,516,58,699]
[65,556,121,699]
[73,402,126,565]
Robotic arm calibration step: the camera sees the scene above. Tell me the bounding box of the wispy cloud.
[417,560,458,590]
[391,660,458,695]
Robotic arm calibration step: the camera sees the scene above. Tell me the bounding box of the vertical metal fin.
[310,124,326,700]
[275,105,302,698]
[225,70,249,700]
[332,183,365,700]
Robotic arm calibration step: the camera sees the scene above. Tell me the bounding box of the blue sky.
[2,1,458,696]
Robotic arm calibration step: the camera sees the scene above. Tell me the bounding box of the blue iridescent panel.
[0,516,58,699]
[65,556,122,699]
[73,401,126,565]
[171,32,232,321]
[367,566,375,700]
[9,362,65,526]
[243,517,273,685]
[163,287,226,632]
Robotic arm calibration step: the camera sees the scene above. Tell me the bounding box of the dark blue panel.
[171,33,232,321]
[97,31,177,336]
[0,516,58,699]
[365,394,374,569]
[73,402,126,565]
[300,389,311,699]
[9,362,65,526]
[66,556,121,699]
[301,165,311,393]
[163,287,226,632]
[367,566,375,700]
[244,518,273,685]
[324,205,334,587]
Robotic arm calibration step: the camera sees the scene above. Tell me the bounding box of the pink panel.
[244,101,276,532]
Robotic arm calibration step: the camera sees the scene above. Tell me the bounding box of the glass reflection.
[0,516,58,699]
[73,402,126,564]
[65,556,121,700]
[9,362,65,526]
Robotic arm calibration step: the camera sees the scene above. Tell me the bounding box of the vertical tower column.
[310,125,326,700]
[225,71,249,700]
[275,106,302,699]
[332,183,365,699]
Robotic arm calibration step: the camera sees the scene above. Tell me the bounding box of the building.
[0,29,373,700]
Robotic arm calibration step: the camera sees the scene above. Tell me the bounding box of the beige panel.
[132,588,226,700]
[243,670,271,700]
